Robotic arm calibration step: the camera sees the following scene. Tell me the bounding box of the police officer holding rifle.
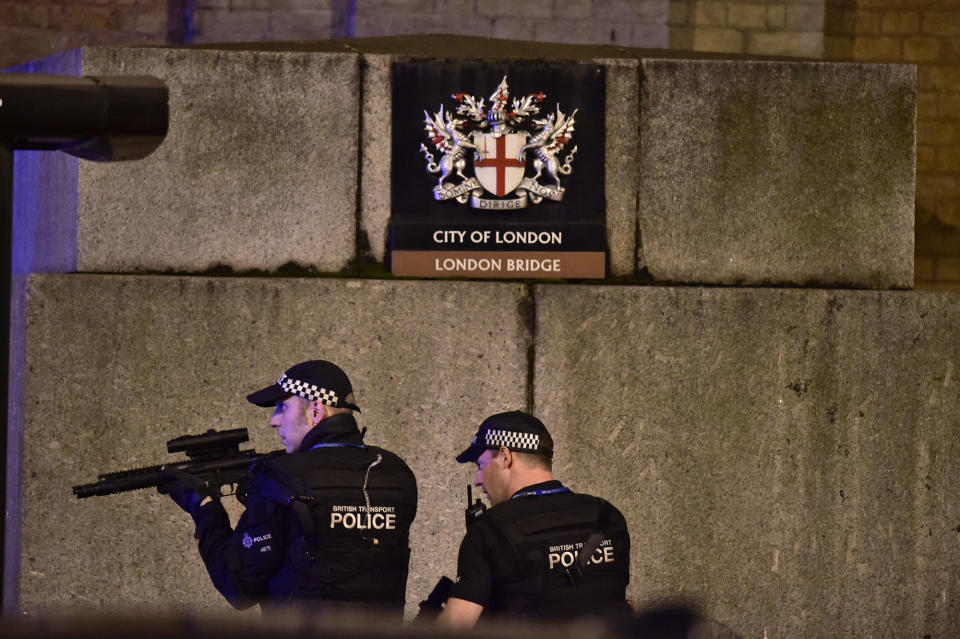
[157,360,418,616]
[438,410,631,629]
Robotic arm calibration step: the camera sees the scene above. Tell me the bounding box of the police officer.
[437,410,631,629]
[157,360,418,616]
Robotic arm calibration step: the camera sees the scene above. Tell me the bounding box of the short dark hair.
[493,448,552,472]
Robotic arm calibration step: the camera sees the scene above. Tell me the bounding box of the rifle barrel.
[71,450,269,499]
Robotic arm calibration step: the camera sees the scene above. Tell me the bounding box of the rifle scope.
[167,428,249,456]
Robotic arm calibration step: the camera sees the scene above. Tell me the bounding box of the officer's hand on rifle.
[157,468,214,515]
[415,576,454,621]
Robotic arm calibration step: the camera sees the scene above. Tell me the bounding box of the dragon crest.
[418,76,580,208]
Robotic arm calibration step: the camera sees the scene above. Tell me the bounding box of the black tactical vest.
[481,490,630,621]
[257,444,417,612]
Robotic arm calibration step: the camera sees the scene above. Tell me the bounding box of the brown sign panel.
[392,251,606,278]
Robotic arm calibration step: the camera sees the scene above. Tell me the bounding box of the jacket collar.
[297,413,364,452]
[511,479,564,498]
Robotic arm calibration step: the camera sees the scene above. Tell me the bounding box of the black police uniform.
[191,413,418,614]
[448,479,630,622]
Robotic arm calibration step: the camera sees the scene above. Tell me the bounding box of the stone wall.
[7,1,960,291]
[668,0,825,57]
[12,274,960,638]
[192,0,670,47]
[0,0,670,58]
[2,5,958,638]
[822,0,960,292]
[192,0,348,43]
[13,43,914,287]
[0,0,174,68]
[5,1,960,290]
[12,275,531,619]
[915,218,960,291]
[665,0,960,291]
[823,1,960,292]
[0,1,671,69]
[533,284,960,638]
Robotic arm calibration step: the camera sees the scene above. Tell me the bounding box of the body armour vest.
[481,490,630,621]
[256,444,417,612]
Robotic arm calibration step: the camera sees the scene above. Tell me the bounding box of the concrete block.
[359,53,394,263]
[9,38,918,286]
[598,57,640,277]
[9,274,530,614]
[4,276,28,612]
[77,46,360,273]
[638,59,916,288]
[533,284,960,638]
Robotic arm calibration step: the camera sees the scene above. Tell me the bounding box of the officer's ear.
[310,401,329,425]
[498,446,513,469]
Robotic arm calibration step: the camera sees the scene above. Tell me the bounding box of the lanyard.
[511,486,571,500]
[308,442,366,451]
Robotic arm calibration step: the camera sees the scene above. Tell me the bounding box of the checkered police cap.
[246,360,360,412]
[456,410,554,463]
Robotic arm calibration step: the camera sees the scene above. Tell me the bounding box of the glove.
[415,576,453,620]
[156,468,214,515]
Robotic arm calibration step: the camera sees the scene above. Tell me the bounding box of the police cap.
[246,360,360,412]
[456,410,553,463]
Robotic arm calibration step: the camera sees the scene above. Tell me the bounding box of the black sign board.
[390,61,606,278]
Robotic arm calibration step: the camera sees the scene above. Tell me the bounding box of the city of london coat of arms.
[418,76,579,210]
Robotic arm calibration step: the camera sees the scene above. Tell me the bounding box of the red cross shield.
[473,133,525,198]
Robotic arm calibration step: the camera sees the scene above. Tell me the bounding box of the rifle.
[416,484,487,619]
[72,428,281,499]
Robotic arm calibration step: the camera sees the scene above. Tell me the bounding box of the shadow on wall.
[617,601,742,639]
[915,210,960,291]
